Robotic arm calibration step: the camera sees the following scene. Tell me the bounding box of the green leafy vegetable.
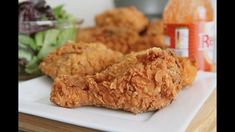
[57,26,77,46]
[18,48,33,62]
[18,4,79,79]
[25,56,41,74]
[35,31,44,47]
[37,29,60,59]
[19,35,37,50]
[19,42,28,49]
[52,5,64,19]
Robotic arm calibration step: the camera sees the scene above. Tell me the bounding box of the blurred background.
[46,0,217,64]
[44,0,169,27]
[18,0,216,65]
[19,0,216,28]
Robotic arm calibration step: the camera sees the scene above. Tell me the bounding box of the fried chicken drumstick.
[39,41,123,79]
[50,48,183,113]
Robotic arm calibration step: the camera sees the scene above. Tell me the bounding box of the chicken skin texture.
[145,19,164,36]
[133,19,164,51]
[95,6,148,33]
[178,57,197,86]
[39,41,123,79]
[50,48,183,114]
[133,35,164,52]
[76,26,140,54]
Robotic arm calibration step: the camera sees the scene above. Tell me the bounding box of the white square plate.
[19,71,216,132]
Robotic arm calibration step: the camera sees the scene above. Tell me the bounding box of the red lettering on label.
[199,34,213,49]
[203,35,210,48]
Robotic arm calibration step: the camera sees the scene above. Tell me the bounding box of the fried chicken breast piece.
[50,48,183,114]
[95,6,148,33]
[77,26,140,54]
[39,41,123,79]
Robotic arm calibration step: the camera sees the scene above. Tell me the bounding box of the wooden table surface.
[19,90,216,132]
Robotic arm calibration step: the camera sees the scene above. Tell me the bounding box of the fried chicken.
[145,19,164,36]
[77,26,140,54]
[50,48,183,114]
[39,41,123,79]
[133,19,164,51]
[178,57,197,86]
[95,6,148,33]
[132,35,164,51]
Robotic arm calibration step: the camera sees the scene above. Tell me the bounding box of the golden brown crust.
[95,6,148,33]
[39,41,123,79]
[132,19,164,51]
[145,19,164,36]
[50,48,183,114]
[132,35,164,51]
[77,26,140,54]
[178,57,197,86]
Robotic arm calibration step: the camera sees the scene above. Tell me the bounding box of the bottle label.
[164,22,214,71]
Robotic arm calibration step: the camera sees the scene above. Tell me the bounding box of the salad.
[18,0,81,80]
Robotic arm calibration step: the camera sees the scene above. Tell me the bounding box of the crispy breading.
[132,35,164,51]
[145,19,164,36]
[50,48,183,114]
[39,41,123,79]
[178,57,197,86]
[77,26,140,54]
[95,6,148,33]
[133,19,164,51]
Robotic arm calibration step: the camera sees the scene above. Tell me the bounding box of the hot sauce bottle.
[163,0,214,71]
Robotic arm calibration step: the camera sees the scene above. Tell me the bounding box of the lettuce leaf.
[37,29,60,59]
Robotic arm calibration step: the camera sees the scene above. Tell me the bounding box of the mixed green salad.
[19,0,79,80]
